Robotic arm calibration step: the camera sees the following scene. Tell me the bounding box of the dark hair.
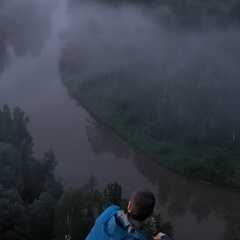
[129,188,156,221]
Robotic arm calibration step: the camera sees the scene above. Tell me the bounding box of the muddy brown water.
[0,1,240,240]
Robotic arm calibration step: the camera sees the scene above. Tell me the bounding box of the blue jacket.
[86,205,146,240]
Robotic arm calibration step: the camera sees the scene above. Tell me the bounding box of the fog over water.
[64,1,240,95]
[0,1,240,240]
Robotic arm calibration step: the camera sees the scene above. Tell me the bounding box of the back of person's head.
[128,188,156,222]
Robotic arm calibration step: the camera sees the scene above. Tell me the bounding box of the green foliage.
[44,176,64,202]
[0,143,20,171]
[54,176,103,240]
[0,105,13,144]
[0,166,21,190]
[54,176,173,240]
[43,150,58,178]
[60,0,240,193]
[12,106,33,155]
[219,211,240,240]
[68,78,240,190]
[142,214,174,239]
[103,181,122,207]
[0,104,174,240]
[0,188,26,239]
[58,13,240,190]
[1,104,175,240]
[82,175,103,216]
[27,193,55,240]
[54,189,88,240]
[0,105,63,239]
[143,216,158,239]
[0,105,33,151]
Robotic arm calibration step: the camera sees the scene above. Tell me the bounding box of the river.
[0,1,240,240]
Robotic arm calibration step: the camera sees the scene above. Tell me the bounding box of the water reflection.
[86,118,131,159]
[0,0,58,74]
[132,152,240,240]
[86,118,240,239]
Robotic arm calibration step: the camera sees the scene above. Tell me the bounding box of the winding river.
[0,1,240,240]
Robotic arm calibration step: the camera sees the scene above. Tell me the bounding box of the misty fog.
[60,1,240,135]
[62,1,240,88]
[0,0,240,240]
[0,0,58,73]
[58,1,240,238]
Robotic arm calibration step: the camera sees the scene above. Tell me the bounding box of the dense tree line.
[59,0,240,190]
[0,105,172,239]
[0,104,63,239]
[54,177,173,240]
[1,106,240,239]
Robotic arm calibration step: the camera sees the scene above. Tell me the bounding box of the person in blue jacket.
[86,188,171,240]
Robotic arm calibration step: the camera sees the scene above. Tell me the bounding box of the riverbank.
[61,76,240,192]
[58,0,240,193]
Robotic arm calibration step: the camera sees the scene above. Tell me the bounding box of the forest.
[0,105,172,239]
[1,0,240,239]
[59,0,240,191]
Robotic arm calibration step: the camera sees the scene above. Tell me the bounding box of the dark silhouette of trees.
[59,0,240,190]
[0,105,63,239]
